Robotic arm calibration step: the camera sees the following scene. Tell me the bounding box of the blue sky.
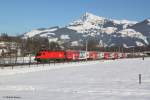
[0,0,150,35]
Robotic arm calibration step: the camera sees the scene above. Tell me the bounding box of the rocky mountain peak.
[81,12,105,22]
[144,19,150,25]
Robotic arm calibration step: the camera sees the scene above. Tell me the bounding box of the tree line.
[1,33,150,57]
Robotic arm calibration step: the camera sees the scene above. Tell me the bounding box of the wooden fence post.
[139,74,141,84]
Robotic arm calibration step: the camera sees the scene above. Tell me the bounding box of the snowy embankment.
[0,58,150,100]
[0,60,102,76]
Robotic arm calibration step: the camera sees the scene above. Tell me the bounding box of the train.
[35,50,128,62]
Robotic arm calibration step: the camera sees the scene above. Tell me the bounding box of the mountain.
[23,12,150,48]
[130,19,150,36]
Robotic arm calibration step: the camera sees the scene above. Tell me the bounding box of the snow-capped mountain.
[23,12,150,47]
[130,19,150,36]
[68,12,137,33]
[24,26,59,38]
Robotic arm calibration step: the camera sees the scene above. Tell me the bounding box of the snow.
[81,12,105,22]
[71,41,79,46]
[147,19,150,25]
[60,35,70,40]
[0,58,150,100]
[112,19,137,25]
[68,12,105,33]
[68,21,100,33]
[24,30,42,38]
[68,12,138,36]
[118,29,149,45]
[147,19,150,22]
[118,29,143,38]
[123,44,128,48]
[0,61,98,76]
[101,27,117,34]
[24,28,58,38]
[48,38,58,42]
[136,41,144,46]
[40,33,55,37]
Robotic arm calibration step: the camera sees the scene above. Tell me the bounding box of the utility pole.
[85,29,89,61]
[132,47,135,58]
[86,39,88,61]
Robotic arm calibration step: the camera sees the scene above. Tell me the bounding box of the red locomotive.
[35,51,65,62]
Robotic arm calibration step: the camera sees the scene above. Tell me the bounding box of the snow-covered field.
[0,58,150,100]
